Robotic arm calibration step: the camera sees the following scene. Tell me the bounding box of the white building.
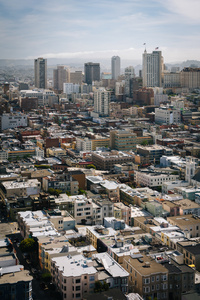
[162,180,189,194]
[0,113,27,131]
[155,107,181,124]
[111,56,120,80]
[63,83,80,95]
[94,88,110,116]
[20,89,56,106]
[134,170,179,187]
[163,71,181,88]
[142,50,163,87]
[76,137,92,152]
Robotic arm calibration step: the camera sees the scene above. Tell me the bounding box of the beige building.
[123,254,169,300]
[1,179,41,198]
[180,67,200,89]
[92,150,134,170]
[167,214,200,238]
[53,66,70,91]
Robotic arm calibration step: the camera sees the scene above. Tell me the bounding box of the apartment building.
[177,241,200,270]
[0,179,41,199]
[42,175,79,195]
[92,150,134,170]
[123,254,169,300]
[51,254,98,300]
[134,170,179,187]
[155,107,181,125]
[167,215,200,238]
[136,145,173,164]
[0,113,27,131]
[51,252,128,300]
[0,267,33,300]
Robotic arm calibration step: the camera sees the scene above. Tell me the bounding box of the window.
[121,278,127,284]
[144,278,150,284]
[152,276,155,282]
[143,286,150,293]
[152,285,155,291]
[89,283,94,289]
[156,284,160,290]
[76,279,81,284]
[114,278,118,285]
[84,276,87,279]
[76,286,80,291]
[156,275,160,281]
[76,293,81,298]
[161,274,167,281]
[90,276,95,282]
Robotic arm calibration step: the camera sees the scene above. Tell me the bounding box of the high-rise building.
[84,62,100,84]
[34,58,47,89]
[94,88,110,116]
[142,50,163,87]
[124,66,135,97]
[53,66,70,91]
[111,56,120,80]
[70,71,83,84]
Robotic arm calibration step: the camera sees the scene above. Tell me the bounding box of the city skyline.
[0,0,200,63]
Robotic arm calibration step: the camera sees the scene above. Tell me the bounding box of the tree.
[48,188,62,196]
[19,238,37,253]
[86,164,96,169]
[94,281,109,293]
[79,189,87,195]
[141,140,148,146]
[94,281,103,293]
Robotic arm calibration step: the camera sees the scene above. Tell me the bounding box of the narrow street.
[8,233,62,300]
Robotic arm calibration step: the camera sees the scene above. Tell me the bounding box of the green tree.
[94,281,103,293]
[86,164,96,169]
[19,238,37,253]
[41,272,51,282]
[141,140,148,146]
[79,189,87,195]
[48,188,62,196]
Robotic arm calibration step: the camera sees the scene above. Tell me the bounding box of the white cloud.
[159,0,200,23]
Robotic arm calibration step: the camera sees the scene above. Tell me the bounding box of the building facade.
[111,56,121,80]
[84,62,100,84]
[34,57,47,89]
[142,50,163,88]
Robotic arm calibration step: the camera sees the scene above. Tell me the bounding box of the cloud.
[159,0,200,23]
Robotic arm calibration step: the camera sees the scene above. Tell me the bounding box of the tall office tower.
[84,62,100,84]
[53,66,70,91]
[70,71,83,84]
[34,57,47,89]
[142,50,163,87]
[94,88,110,116]
[125,66,135,97]
[111,56,121,80]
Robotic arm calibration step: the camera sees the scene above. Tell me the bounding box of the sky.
[0,0,200,63]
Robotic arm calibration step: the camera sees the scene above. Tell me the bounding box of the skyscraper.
[84,62,100,84]
[124,66,135,97]
[142,50,163,87]
[111,56,120,80]
[34,58,47,89]
[53,66,70,91]
[94,88,110,116]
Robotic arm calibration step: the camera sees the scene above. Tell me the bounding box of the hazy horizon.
[0,0,200,63]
